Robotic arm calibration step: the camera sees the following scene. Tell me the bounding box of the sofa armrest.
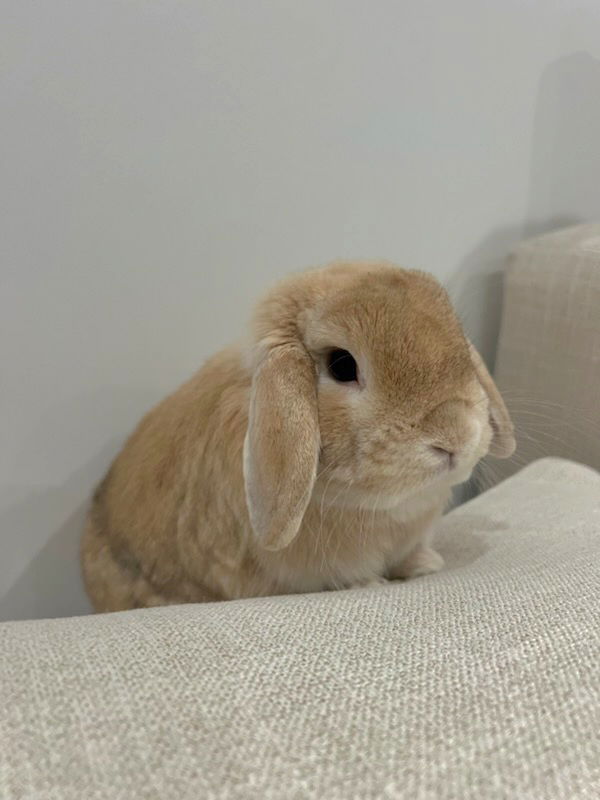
[493,223,600,477]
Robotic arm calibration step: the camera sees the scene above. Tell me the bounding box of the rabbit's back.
[81,347,261,611]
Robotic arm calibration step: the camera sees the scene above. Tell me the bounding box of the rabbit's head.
[243,262,514,550]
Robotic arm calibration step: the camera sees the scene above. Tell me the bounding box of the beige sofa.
[2,226,599,800]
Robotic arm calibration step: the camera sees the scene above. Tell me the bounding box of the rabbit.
[81,261,515,612]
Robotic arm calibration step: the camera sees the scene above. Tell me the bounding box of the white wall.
[2,1,600,621]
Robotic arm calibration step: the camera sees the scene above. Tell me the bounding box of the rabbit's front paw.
[346,575,389,590]
[390,546,444,579]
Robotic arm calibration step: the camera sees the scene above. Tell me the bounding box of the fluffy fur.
[82,261,515,611]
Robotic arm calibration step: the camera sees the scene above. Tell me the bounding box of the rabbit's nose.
[431,445,456,470]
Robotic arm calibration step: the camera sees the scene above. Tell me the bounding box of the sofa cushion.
[494,223,600,477]
[1,458,599,800]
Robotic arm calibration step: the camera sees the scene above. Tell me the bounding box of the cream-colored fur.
[81,261,515,612]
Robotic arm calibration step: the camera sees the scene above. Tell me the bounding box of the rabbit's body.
[82,262,514,612]
[82,347,448,611]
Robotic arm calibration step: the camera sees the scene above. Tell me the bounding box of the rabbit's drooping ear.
[243,343,320,551]
[468,342,515,458]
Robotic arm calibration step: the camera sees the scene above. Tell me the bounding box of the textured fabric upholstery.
[494,223,600,477]
[2,457,599,800]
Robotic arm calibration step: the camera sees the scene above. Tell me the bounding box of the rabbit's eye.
[327,349,358,383]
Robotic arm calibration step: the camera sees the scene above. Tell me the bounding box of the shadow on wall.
[0,386,160,623]
[448,51,600,503]
[527,51,600,229]
[449,51,600,366]
[0,445,118,623]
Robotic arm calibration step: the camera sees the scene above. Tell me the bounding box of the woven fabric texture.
[2,458,600,800]
[494,223,600,477]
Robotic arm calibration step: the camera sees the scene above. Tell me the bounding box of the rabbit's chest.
[262,504,425,593]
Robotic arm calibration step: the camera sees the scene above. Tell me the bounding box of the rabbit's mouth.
[312,428,487,511]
